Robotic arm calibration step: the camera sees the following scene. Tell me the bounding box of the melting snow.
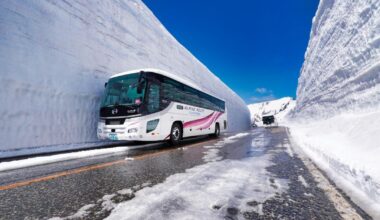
[202,133,250,163]
[298,175,309,188]
[106,132,288,220]
[50,182,152,220]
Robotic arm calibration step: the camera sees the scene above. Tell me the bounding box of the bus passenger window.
[147,84,160,113]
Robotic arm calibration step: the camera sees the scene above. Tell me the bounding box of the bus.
[97,68,227,145]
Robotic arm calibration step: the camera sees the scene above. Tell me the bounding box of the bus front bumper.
[97,126,144,141]
[97,132,143,141]
[97,121,163,141]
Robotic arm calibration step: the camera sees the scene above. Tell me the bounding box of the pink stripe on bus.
[198,112,223,130]
[183,112,214,128]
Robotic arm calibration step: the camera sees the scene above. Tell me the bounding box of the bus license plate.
[108,133,118,140]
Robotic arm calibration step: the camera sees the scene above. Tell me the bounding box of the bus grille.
[106,118,126,125]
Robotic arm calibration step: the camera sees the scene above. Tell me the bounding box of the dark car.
[262,115,275,125]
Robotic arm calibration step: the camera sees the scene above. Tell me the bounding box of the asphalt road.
[0,127,371,220]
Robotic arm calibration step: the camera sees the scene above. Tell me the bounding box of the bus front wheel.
[170,122,182,145]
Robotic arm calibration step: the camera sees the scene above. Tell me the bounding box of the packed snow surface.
[0,0,250,157]
[289,0,380,217]
[248,97,295,126]
[106,131,288,220]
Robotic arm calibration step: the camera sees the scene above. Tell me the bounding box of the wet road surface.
[0,127,371,219]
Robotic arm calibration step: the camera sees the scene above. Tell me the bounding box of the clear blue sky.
[143,0,319,104]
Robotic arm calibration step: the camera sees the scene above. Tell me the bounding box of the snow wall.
[289,0,380,216]
[0,0,250,157]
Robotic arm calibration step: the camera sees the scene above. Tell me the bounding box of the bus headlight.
[128,128,138,133]
[146,119,159,133]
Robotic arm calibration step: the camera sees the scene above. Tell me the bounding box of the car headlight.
[146,119,159,133]
[128,128,138,133]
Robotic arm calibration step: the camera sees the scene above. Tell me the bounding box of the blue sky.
[143,0,319,104]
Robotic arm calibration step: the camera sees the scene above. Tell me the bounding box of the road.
[0,127,371,219]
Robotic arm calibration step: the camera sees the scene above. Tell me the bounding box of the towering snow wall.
[0,0,250,157]
[294,0,380,118]
[290,0,380,216]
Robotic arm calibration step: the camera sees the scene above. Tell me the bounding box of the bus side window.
[161,78,183,103]
[147,83,160,113]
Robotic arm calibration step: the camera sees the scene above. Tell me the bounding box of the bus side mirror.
[137,78,145,94]
[104,82,108,88]
[137,84,143,94]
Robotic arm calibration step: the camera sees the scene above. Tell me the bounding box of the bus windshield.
[101,73,146,107]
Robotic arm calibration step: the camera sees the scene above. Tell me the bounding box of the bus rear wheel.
[170,122,182,146]
[212,123,220,138]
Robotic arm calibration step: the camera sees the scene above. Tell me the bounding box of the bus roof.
[110,68,225,102]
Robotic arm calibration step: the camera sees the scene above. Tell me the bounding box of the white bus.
[97,68,227,145]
